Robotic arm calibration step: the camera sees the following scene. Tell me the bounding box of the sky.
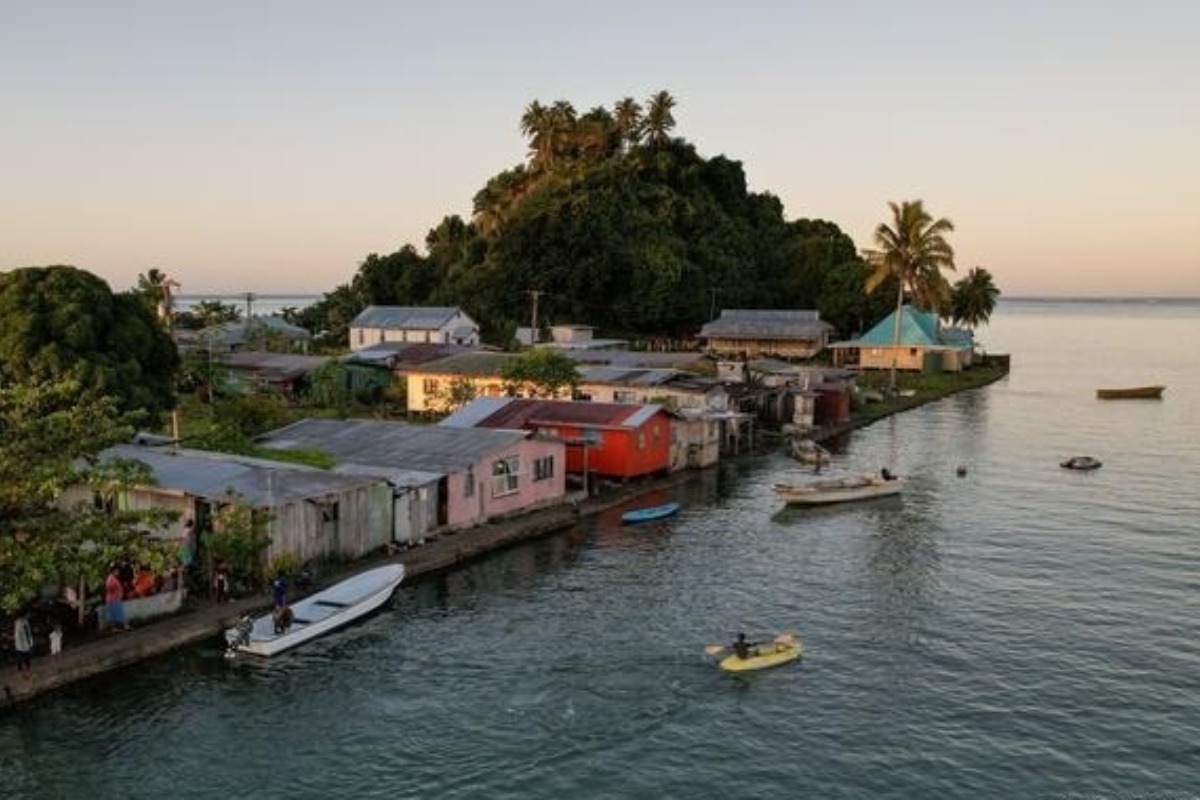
[2,1,1197,298]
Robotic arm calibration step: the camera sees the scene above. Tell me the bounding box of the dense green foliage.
[297,93,893,346]
[0,266,180,423]
[0,379,178,613]
[501,349,581,398]
[949,267,1001,329]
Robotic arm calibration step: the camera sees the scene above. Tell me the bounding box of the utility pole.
[527,289,543,344]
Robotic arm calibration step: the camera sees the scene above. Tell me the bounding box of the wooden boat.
[1060,456,1102,471]
[1096,386,1164,400]
[225,564,404,658]
[773,472,904,505]
[621,502,680,525]
[713,634,803,673]
[788,437,832,465]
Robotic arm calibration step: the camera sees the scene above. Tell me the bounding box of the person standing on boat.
[731,632,757,660]
[271,572,288,610]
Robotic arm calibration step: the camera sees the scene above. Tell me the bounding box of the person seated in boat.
[880,468,897,481]
[272,603,294,635]
[731,632,759,660]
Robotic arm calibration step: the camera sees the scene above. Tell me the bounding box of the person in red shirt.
[132,565,156,598]
[105,565,131,631]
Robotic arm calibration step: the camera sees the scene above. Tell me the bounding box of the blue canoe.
[621,502,681,525]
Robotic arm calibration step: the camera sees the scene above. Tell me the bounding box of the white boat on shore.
[773,472,905,506]
[225,564,405,658]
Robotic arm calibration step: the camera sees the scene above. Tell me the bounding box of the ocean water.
[2,299,1198,799]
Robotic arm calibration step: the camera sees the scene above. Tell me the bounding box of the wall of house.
[440,438,566,530]
[554,415,671,479]
[670,418,720,470]
[406,372,507,414]
[859,346,926,372]
[577,384,726,411]
[707,337,823,359]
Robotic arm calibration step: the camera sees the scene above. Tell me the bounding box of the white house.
[348,306,480,352]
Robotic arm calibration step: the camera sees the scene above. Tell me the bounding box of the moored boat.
[1060,456,1102,471]
[225,564,405,658]
[788,437,832,465]
[1096,385,1165,400]
[621,502,680,525]
[773,472,904,506]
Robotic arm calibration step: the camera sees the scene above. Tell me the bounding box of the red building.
[440,398,672,481]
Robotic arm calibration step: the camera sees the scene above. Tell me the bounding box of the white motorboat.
[225,564,405,658]
[773,472,905,506]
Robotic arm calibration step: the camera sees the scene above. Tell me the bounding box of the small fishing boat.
[1096,386,1165,400]
[773,472,904,506]
[225,564,405,658]
[1060,456,1102,471]
[621,502,680,525]
[709,634,803,673]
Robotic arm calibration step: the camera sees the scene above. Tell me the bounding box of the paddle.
[704,644,726,656]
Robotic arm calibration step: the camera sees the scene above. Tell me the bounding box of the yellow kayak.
[718,635,803,673]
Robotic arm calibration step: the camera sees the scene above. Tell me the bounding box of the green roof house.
[828,305,974,372]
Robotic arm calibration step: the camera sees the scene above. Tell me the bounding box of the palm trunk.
[889,283,904,393]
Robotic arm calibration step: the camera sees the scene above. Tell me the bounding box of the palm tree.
[862,200,957,393]
[643,90,677,146]
[613,97,643,150]
[135,268,180,329]
[949,267,1000,330]
[520,100,552,168]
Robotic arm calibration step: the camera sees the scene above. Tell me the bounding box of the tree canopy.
[297,93,892,347]
[0,266,180,423]
[949,267,1001,329]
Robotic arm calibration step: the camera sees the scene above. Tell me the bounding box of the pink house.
[257,418,567,540]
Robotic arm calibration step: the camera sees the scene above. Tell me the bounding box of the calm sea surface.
[3,299,1199,799]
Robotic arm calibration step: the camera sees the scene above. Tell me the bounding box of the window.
[582,428,602,446]
[614,390,637,403]
[537,426,559,438]
[534,455,555,481]
[357,329,364,346]
[637,430,646,449]
[423,378,440,395]
[491,456,520,497]
[464,465,475,498]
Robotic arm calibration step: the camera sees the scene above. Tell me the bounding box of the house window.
[423,378,440,395]
[582,428,602,446]
[464,465,475,498]
[637,430,646,449]
[534,455,555,481]
[537,426,559,438]
[614,390,637,403]
[491,456,520,497]
[357,329,364,346]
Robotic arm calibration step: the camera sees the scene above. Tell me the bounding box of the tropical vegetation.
[862,200,958,392]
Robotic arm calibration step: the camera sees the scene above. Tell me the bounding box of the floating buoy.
[956,465,968,477]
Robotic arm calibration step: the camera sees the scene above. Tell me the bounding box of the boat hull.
[621,502,680,525]
[773,474,904,505]
[1096,386,1164,400]
[719,637,803,673]
[226,564,404,657]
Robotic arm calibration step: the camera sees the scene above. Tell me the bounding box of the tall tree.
[0,266,179,422]
[613,97,643,150]
[862,200,957,392]
[949,267,1000,329]
[643,90,677,146]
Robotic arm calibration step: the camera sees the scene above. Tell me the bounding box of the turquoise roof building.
[829,305,974,372]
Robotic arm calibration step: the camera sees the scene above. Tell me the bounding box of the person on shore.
[49,624,63,657]
[132,564,156,598]
[211,562,230,603]
[180,519,196,573]
[105,565,131,631]
[14,610,34,676]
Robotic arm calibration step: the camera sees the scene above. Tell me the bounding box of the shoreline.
[1,360,1008,710]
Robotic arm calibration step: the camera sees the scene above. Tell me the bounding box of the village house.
[441,398,673,485]
[404,351,517,415]
[216,351,332,399]
[77,444,396,566]
[348,306,480,352]
[718,358,855,432]
[176,315,313,355]
[828,305,974,373]
[698,309,835,360]
[255,418,567,541]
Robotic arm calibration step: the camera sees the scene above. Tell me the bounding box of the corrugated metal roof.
[421,351,514,376]
[579,366,679,386]
[349,305,464,330]
[102,445,380,506]
[849,306,942,347]
[439,396,513,428]
[445,398,664,431]
[257,418,527,474]
[698,309,832,339]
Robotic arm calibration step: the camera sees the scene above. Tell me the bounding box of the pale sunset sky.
[2,1,1197,297]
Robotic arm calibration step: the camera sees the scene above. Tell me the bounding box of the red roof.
[474,399,650,430]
